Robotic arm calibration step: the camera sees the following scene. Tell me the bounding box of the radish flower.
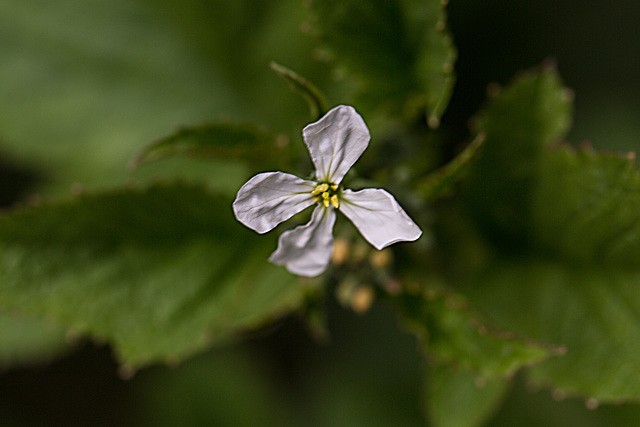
[233,105,422,277]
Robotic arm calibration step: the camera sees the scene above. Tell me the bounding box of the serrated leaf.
[0,313,68,369]
[130,122,284,171]
[466,260,640,402]
[270,61,328,120]
[396,286,554,379]
[426,364,510,427]
[0,184,305,369]
[405,0,457,128]
[466,67,573,247]
[533,147,640,267]
[307,0,456,124]
[518,146,640,400]
[458,65,640,401]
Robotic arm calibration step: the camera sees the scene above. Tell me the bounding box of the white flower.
[232,105,422,277]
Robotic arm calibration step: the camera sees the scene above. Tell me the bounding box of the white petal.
[233,171,315,234]
[339,188,422,250]
[303,105,370,184]
[268,205,336,277]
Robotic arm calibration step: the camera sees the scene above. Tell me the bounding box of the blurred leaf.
[404,0,458,128]
[459,65,640,401]
[135,349,291,427]
[131,156,248,199]
[397,285,555,379]
[466,66,573,247]
[0,184,305,369]
[417,131,486,201]
[270,61,328,120]
[0,0,317,197]
[0,0,225,195]
[495,148,640,400]
[533,146,640,267]
[467,260,640,402]
[486,376,640,427]
[307,0,456,124]
[130,122,284,171]
[0,313,68,369]
[426,364,510,427]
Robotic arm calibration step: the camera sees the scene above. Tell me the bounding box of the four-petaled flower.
[232,105,422,277]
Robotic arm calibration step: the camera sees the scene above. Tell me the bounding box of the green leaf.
[458,65,640,401]
[0,184,306,369]
[510,147,640,401]
[417,132,486,201]
[533,146,640,267]
[466,260,640,402]
[405,0,457,128]
[396,285,555,379]
[0,0,320,197]
[270,61,328,120]
[0,313,68,369]
[426,364,510,427]
[130,122,283,171]
[307,0,456,124]
[466,66,573,247]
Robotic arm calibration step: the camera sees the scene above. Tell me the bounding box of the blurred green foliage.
[1,0,640,426]
[0,185,305,368]
[426,365,510,427]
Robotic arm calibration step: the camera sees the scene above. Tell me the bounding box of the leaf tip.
[542,56,558,72]
[117,363,137,380]
[70,182,84,196]
[427,114,440,130]
[486,82,502,98]
[127,157,141,172]
[553,345,569,356]
[165,354,181,369]
[562,88,575,103]
[585,398,600,410]
[580,140,593,150]
[268,60,284,74]
[474,376,488,388]
[27,193,41,207]
[552,388,567,401]
[65,328,82,345]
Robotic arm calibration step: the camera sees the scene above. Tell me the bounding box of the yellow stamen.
[312,182,340,209]
[312,183,329,195]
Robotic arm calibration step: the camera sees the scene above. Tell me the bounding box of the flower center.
[312,182,340,209]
